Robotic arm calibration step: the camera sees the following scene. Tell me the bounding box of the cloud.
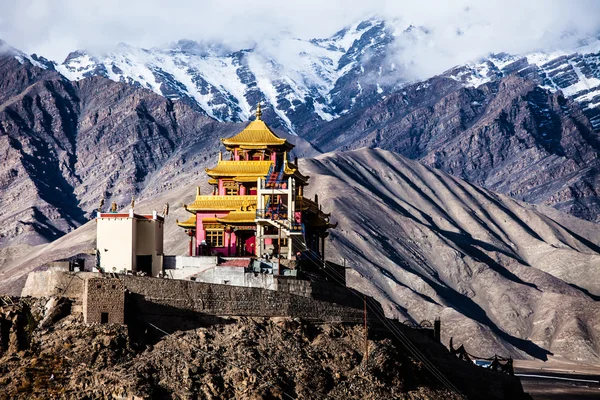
[0,0,598,79]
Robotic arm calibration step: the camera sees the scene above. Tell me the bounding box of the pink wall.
[196,211,230,242]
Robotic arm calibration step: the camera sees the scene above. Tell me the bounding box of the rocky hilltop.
[0,297,530,399]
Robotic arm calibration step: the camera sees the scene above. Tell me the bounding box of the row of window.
[205,230,288,248]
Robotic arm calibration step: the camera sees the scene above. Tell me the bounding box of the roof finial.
[256,103,262,120]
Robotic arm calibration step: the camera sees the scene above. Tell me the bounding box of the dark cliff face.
[0,57,231,247]
[308,74,600,221]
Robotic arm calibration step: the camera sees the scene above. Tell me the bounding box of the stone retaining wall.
[120,276,365,323]
[21,271,370,325]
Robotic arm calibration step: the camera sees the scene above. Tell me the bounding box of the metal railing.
[262,180,289,189]
[255,209,303,232]
[256,208,289,221]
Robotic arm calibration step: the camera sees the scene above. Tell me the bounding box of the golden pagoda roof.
[221,104,292,150]
[206,160,273,178]
[176,215,196,228]
[216,211,256,224]
[185,195,257,212]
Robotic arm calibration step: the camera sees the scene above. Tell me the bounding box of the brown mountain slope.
[299,148,600,362]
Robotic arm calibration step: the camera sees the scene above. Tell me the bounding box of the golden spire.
[196,186,201,196]
[255,103,262,120]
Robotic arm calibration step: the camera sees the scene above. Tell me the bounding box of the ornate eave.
[284,163,309,183]
[234,176,262,183]
[185,195,257,213]
[205,160,273,178]
[176,215,196,228]
[216,210,257,225]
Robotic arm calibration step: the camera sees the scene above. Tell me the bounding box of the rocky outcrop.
[0,297,528,399]
[0,299,34,355]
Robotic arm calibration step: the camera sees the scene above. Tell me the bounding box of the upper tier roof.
[185,195,257,212]
[206,160,273,178]
[221,104,293,150]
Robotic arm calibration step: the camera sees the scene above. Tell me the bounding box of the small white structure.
[96,209,164,276]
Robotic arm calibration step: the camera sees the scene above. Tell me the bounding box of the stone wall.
[83,278,125,324]
[120,276,365,324]
[21,270,97,299]
[22,271,372,327]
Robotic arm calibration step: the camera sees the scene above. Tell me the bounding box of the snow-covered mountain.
[444,42,600,131]
[56,19,398,134]
[37,18,599,136]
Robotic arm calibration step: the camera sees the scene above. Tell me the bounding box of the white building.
[96,209,164,276]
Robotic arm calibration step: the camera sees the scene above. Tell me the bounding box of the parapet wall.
[121,276,365,323]
[21,270,97,299]
[21,271,369,325]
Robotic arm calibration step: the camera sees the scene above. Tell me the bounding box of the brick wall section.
[83,278,125,324]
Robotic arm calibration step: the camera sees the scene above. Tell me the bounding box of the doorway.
[136,255,153,275]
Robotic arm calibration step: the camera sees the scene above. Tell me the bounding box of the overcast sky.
[0,0,599,75]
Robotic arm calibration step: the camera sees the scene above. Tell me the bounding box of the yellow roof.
[176,215,196,228]
[222,120,288,147]
[234,176,261,183]
[217,211,256,224]
[206,160,273,178]
[221,106,292,149]
[185,195,257,212]
[284,161,309,182]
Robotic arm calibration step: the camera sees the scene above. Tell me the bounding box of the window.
[100,312,109,324]
[223,181,238,196]
[206,230,224,247]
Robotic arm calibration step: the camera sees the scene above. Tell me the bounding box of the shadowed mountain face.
[307,75,600,222]
[0,55,290,248]
[300,148,600,362]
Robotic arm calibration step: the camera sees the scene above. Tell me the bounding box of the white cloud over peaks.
[0,0,598,78]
